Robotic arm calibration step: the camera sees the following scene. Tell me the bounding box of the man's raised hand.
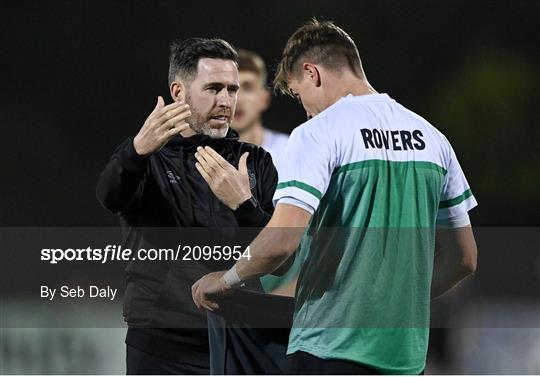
[133,96,191,156]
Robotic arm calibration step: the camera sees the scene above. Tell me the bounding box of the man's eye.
[206,86,222,93]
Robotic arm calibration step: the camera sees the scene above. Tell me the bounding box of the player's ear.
[170,81,186,102]
[303,63,321,87]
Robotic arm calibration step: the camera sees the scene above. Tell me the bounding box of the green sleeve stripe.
[276,180,322,200]
[333,160,447,176]
[439,189,473,209]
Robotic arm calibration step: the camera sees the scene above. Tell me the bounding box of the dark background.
[1,0,538,227]
[1,1,539,374]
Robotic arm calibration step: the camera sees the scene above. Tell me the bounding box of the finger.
[153,96,165,113]
[199,292,219,311]
[160,122,189,143]
[193,286,202,309]
[199,294,211,311]
[166,122,190,137]
[196,147,219,171]
[202,299,219,311]
[158,103,190,124]
[195,162,213,185]
[191,280,200,294]
[160,109,192,131]
[238,152,249,174]
[195,155,215,178]
[203,146,231,170]
[195,285,209,310]
[192,283,200,308]
[156,100,187,119]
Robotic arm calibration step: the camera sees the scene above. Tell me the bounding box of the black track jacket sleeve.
[96,137,150,214]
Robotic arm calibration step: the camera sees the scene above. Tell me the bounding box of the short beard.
[195,123,229,139]
[185,91,229,139]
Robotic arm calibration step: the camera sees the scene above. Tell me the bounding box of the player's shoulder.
[390,98,452,148]
[290,95,368,139]
[291,108,332,138]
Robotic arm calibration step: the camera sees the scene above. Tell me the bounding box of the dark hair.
[237,49,267,86]
[168,37,238,85]
[274,19,364,96]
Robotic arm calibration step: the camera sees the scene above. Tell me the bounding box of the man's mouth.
[209,115,230,125]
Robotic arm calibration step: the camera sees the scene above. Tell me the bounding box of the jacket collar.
[163,128,240,153]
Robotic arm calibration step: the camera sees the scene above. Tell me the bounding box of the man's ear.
[303,63,321,87]
[170,81,186,102]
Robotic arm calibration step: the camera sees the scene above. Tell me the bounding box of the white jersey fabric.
[261,128,289,178]
[274,93,476,218]
[259,127,293,292]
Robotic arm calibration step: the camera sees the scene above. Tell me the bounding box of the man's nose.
[216,88,231,108]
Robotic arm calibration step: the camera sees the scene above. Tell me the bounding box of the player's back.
[285,93,453,374]
[326,93,449,226]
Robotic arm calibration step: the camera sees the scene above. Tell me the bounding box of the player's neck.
[238,121,265,146]
[326,73,378,106]
[346,80,378,97]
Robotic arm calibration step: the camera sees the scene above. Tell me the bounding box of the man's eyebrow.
[204,82,224,88]
[204,82,239,90]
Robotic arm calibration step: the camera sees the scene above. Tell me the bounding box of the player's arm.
[191,203,311,310]
[192,122,331,309]
[235,203,310,279]
[431,139,478,300]
[96,97,190,213]
[431,221,477,300]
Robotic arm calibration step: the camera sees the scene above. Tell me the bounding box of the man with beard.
[96,38,279,374]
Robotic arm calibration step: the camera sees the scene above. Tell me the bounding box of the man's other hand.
[195,146,252,209]
[133,96,191,156]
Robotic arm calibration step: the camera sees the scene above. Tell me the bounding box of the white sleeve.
[436,212,471,228]
[437,143,478,220]
[276,196,315,214]
[272,122,336,213]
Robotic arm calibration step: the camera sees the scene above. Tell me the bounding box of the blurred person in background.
[233,48,300,296]
[232,49,289,176]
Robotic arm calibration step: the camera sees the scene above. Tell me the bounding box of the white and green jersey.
[273,93,477,374]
